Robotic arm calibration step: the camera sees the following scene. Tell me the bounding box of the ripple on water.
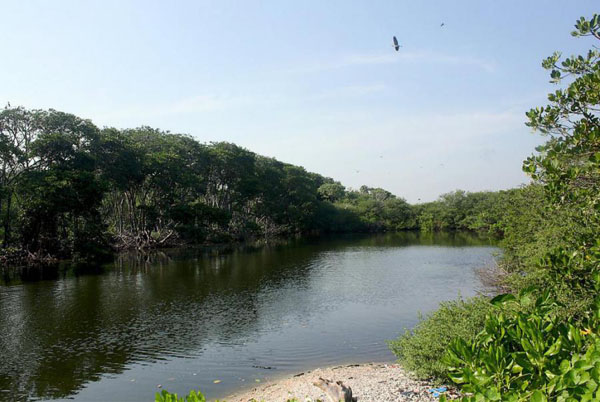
[0,233,498,401]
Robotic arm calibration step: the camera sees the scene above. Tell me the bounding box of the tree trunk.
[0,192,3,247]
[3,191,12,247]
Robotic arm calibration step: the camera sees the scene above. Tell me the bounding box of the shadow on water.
[0,232,495,287]
[0,232,498,401]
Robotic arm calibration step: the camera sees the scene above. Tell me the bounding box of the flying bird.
[392,36,400,51]
[440,22,445,27]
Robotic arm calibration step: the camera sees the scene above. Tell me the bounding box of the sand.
[222,362,453,402]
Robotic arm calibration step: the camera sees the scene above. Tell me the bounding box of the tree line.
[1,107,517,262]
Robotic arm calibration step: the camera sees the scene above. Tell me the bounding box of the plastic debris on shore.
[427,387,447,397]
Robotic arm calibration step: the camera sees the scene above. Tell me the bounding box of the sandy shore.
[223,362,451,401]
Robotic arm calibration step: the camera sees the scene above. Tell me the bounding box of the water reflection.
[0,232,498,401]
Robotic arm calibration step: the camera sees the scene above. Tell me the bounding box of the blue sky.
[1,1,598,202]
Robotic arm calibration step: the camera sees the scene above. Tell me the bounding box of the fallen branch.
[313,377,357,402]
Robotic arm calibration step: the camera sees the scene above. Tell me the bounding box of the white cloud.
[288,50,496,73]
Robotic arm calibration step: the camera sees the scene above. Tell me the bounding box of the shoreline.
[0,230,497,270]
[221,362,451,402]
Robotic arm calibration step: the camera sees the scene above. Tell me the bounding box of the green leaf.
[490,293,517,306]
[531,390,547,402]
[560,359,571,374]
[545,339,562,356]
[485,387,501,401]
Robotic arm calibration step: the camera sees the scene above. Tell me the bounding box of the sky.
[1,0,598,202]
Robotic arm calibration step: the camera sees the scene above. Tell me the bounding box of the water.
[0,232,499,401]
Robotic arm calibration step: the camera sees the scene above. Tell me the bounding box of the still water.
[0,232,498,401]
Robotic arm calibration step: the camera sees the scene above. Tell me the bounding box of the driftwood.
[313,377,357,402]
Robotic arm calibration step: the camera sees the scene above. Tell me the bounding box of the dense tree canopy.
[0,106,530,263]
[2,109,446,261]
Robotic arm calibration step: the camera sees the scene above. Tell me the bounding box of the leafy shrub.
[155,389,209,402]
[388,296,493,381]
[437,13,600,401]
[443,289,600,401]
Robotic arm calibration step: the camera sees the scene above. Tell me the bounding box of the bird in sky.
[440,22,445,27]
[392,36,400,51]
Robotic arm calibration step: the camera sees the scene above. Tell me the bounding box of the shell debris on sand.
[224,362,451,401]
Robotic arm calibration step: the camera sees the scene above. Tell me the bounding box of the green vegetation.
[0,106,514,264]
[156,389,211,402]
[414,190,512,234]
[0,108,420,261]
[388,297,493,381]
[444,289,600,401]
[392,13,600,401]
[6,10,599,402]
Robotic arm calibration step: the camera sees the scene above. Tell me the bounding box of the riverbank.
[223,362,454,401]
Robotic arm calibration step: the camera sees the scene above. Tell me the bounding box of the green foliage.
[317,182,346,203]
[155,389,208,402]
[495,186,563,270]
[516,13,600,322]
[524,16,600,214]
[413,190,510,234]
[3,104,446,259]
[388,297,493,380]
[444,290,600,401]
[0,104,520,261]
[389,14,600,402]
[0,105,409,258]
[0,107,111,259]
[333,186,415,231]
[437,14,600,401]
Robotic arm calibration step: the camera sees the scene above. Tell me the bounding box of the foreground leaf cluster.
[444,289,600,401]
[439,14,600,401]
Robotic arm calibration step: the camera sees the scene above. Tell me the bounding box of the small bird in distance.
[440,22,445,27]
[392,36,401,51]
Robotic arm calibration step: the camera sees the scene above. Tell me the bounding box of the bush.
[443,290,600,401]
[388,296,493,381]
[156,389,209,402]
